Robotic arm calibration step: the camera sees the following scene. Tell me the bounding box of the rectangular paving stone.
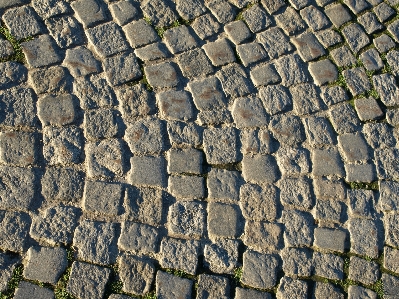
[277,277,308,299]
[29,66,71,94]
[354,97,383,121]
[345,163,376,183]
[313,252,344,280]
[275,7,306,36]
[375,148,399,179]
[176,0,207,20]
[118,221,159,254]
[0,61,27,90]
[156,271,193,299]
[129,156,166,188]
[0,210,31,252]
[329,102,361,134]
[292,32,326,62]
[188,76,226,111]
[197,274,230,299]
[167,148,203,174]
[38,94,77,127]
[45,16,84,48]
[206,0,236,24]
[3,6,43,40]
[103,51,142,86]
[278,177,313,210]
[379,180,399,212]
[203,127,238,164]
[168,175,205,199]
[0,252,20,292]
[83,181,123,216]
[0,131,37,167]
[275,54,310,87]
[109,0,140,26]
[257,27,294,59]
[84,109,120,140]
[204,239,239,274]
[164,25,198,54]
[349,218,380,258]
[281,247,313,277]
[300,5,330,31]
[309,59,338,86]
[225,20,251,45]
[349,256,380,285]
[314,228,347,252]
[203,38,236,67]
[315,29,342,48]
[281,210,314,247]
[343,67,371,96]
[250,63,281,87]
[216,63,253,98]
[270,115,305,146]
[144,62,179,89]
[315,199,343,223]
[207,169,240,203]
[123,19,159,49]
[208,202,243,239]
[14,282,54,299]
[243,221,283,252]
[312,147,345,177]
[239,183,277,221]
[177,48,214,78]
[236,42,268,67]
[71,0,108,28]
[372,73,399,106]
[157,90,194,121]
[342,23,370,53]
[141,0,178,27]
[231,96,268,129]
[242,4,272,33]
[384,213,399,247]
[134,42,171,62]
[32,0,70,20]
[330,46,357,67]
[304,116,335,146]
[261,0,285,14]
[314,282,344,299]
[290,83,323,115]
[191,14,220,39]
[21,35,62,69]
[168,201,206,239]
[325,3,352,28]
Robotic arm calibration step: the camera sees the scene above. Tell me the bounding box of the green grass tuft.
[0,265,23,299]
[233,267,243,283]
[0,26,33,64]
[54,268,76,299]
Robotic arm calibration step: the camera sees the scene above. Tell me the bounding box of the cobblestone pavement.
[1,0,399,298]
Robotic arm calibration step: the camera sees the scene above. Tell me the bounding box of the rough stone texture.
[123,19,159,49]
[372,74,399,106]
[196,274,230,299]
[232,96,268,128]
[192,14,221,39]
[38,94,77,126]
[349,256,380,285]
[384,213,399,248]
[257,27,294,59]
[103,52,142,86]
[0,132,37,167]
[160,238,199,275]
[270,115,305,146]
[275,54,310,87]
[275,7,306,36]
[169,175,205,199]
[46,16,84,48]
[236,43,268,67]
[382,273,399,299]
[67,261,111,299]
[129,156,166,188]
[314,228,347,252]
[3,6,43,40]
[290,83,323,115]
[204,239,239,274]
[321,85,348,106]
[292,33,326,62]
[203,127,238,165]
[281,247,313,276]
[342,23,370,53]
[282,210,314,247]
[347,286,377,299]
[258,85,291,115]
[206,0,236,23]
[0,62,28,90]
[329,102,360,134]
[309,59,338,86]
[208,202,243,238]
[164,26,198,54]
[32,0,70,20]
[314,282,344,299]
[109,0,140,26]
[145,62,179,89]
[156,271,193,299]
[71,0,107,28]
[239,183,277,221]
[73,75,116,109]
[312,147,345,177]
[167,148,202,174]
[14,282,54,299]
[348,218,380,258]
[0,210,31,252]
[250,64,281,87]
[235,288,272,299]
[243,4,272,33]
[242,154,279,184]
[118,221,159,254]
[304,116,335,146]
[379,180,399,212]
[354,97,383,121]
[29,65,69,94]
[83,181,123,216]
[217,63,252,98]
[168,201,205,238]
[0,252,19,292]
[188,76,226,111]
[343,67,371,96]
[279,177,313,209]
[21,35,62,69]
[244,221,283,252]
[141,0,178,27]
[23,246,67,284]
[276,277,308,299]
[125,118,164,155]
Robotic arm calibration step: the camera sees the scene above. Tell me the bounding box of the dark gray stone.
[313,178,346,200]
[363,122,395,149]
[197,109,232,126]
[0,39,14,59]
[156,271,193,299]
[240,183,277,221]
[14,282,54,299]
[46,16,84,48]
[360,48,384,71]
[84,109,120,140]
[282,210,314,246]
[289,0,311,9]
[313,252,344,280]
[275,7,306,36]
[338,133,370,163]
[217,63,252,97]
[0,210,30,252]
[276,277,308,299]
[386,50,399,76]
[168,201,205,238]
[3,6,42,40]
[103,51,142,86]
[160,238,199,275]
[388,19,399,42]
[167,148,202,174]
[314,228,347,252]
[270,115,305,146]
[67,261,111,299]
[329,102,360,134]
[177,48,213,78]
[208,202,242,238]
[315,199,343,223]
[71,0,107,28]
[118,221,159,254]
[144,62,179,88]
[23,246,67,284]
[196,274,230,299]
[30,206,81,245]
[312,147,345,177]
[38,94,77,126]
[21,35,62,68]
[123,19,159,49]
[83,181,123,216]
[242,154,279,184]
[191,14,220,39]
[281,247,313,276]
[257,27,294,59]
[375,148,399,179]
[0,131,37,167]
[168,176,205,200]
[129,156,166,188]
[349,256,380,285]
[0,0,29,9]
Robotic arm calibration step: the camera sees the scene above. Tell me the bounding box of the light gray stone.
[236,42,268,67]
[384,213,399,248]
[382,273,399,299]
[314,228,347,252]
[314,282,344,299]
[250,64,281,87]
[239,183,277,221]
[45,16,84,48]
[257,27,294,59]
[168,175,204,200]
[321,85,348,106]
[32,0,70,19]
[0,132,37,167]
[204,239,239,274]
[300,5,330,31]
[290,83,323,115]
[242,154,279,184]
[354,97,383,121]
[135,42,170,61]
[141,0,178,27]
[158,92,193,121]
[338,133,370,163]
[258,85,291,115]
[276,277,308,299]
[191,14,220,39]
[118,221,159,254]
[145,62,179,89]
[309,59,338,86]
[103,51,142,86]
[129,156,166,188]
[325,3,352,27]
[125,118,164,155]
[270,115,305,146]
[188,76,226,111]
[349,256,380,285]
[167,121,202,147]
[375,148,399,179]
[342,23,369,53]
[14,282,54,299]
[372,74,399,106]
[168,201,205,239]
[0,62,27,90]
[216,63,252,98]
[343,67,371,96]
[330,46,356,67]
[38,94,77,126]
[348,189,374,218]
[117,84,155,122]
[279,177,313,210]
[315,29,342,48]
[0,252,19,292]
[21,35,62,69]
[203,127,238,165]
[176,0,207,20]
[225,20,251,45]
[315,199,343,223]
[276,54,310,87]
[379,180,399,212]
[109,0,140,26]
[304,116,335,146]
[206,0,236,23]
[29,66,71,95]
[313,252,344,280]
[281,210,314,247]
[292,32,326,62]
[349,218,380,258]
[243,221,283,252]
[164,25,198,54]
[374,34,395,53]
[167,148,202,174]
[242,4,272,33]
[207,202,243,239]
[71,0,107,28]
[3,6,42,40]
[231,96,268,129]
[156,271,193,299]
[275,7,306,36]
[83,181,123,216]
[177,48,214,78]
[207,169,240,203]
[347,286,377,299]
[123,19,159,49]
[329,102,360,134]
[196,274,230,299]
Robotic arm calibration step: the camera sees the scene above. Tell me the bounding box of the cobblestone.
[14,282,54,299]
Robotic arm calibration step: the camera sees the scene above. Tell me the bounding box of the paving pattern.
[1,0,399,298]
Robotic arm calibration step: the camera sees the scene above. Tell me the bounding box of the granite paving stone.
[156,271,193,299]
[314,282,344,299]
[167,121,202,147]
[14,282,54,299]
[168,201,205,238]
[0,210,31,252]
[176,0,206,20]
[71,0,108,28]
[281,247,313,276]
[63,46,101,77]
[164,26,198,54]
[362,123,395,149]
[281,210,314,247]
[144,62,179,89]
[242,4,272,33]
[32,0,70,20]
[141,0,178,27]
[250,63,281,87]
[257,27,294,59]
[315,29,342,48]
[21,35,62,69]
[330,46,357,68]
[313,252,344,280]
[29,66,71,94]
[207,202,243,238]
[300,5,330,31]
[177,48,214,78]
[260,0,285,14]
[0,131,38,166]
[374,34,395,53]
[45,16,84,49]
[325,3,352,27]
[292,32,326,62]
[109,0,140,26]
[275,7,307,36]
[197,274,230,299]
[206,0,236,24]
[0,62,27,90]
[0,252,20,292]
[191,14,221,39]
[381,274,399,299]
[348,286,377,299]
[123,19,159,49]
[236,42,268,67]
[118,221,159,254]
[204,239,239,273]
[276,277,308,299]
[349,256,380,285]
[3,6,43,40]
[135,42,171,62]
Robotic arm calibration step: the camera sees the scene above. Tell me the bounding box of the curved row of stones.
[1,0,399,298]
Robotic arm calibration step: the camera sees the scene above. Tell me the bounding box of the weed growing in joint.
[0,26,33,64]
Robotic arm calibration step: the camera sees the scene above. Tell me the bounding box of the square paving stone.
[204,239,239,274]
[270,115,305,146]
[168,175,205,200]
[231,96,268,129]
[207,202,243,239]
[342,23,370,53]
[289,0,312,9]
[374,2,395,22]
[157,90,194,121]
[312,147,345,177]
[3,6,43,40]
[258,85,291,115]
[83,181,123,216]
[177,48,214,78]
[21,35,62,69]
[43,126,83,165]
[156,271,193,299]
[187,76,226,111]
[73,74,116,109]
[164,25,198,54]
[309,59,338,86]
[160,237,199,275]
[109,0,140,26]
[203,38,236,67]
[167,148,202,174]
[191,14,221,39]
[206,0,236,23]
[275,7,306,36]
[167,121,202,147]
[118,221,159,254]
[242,154,279,184]
[242,4,272,33]
[278,177,313,210]
[281,247,313,276]
[217,63,253,98]
[338,133,370,163]
[0,210,30,252]
[144,62,179,89]
[168,201,206,239]
[14,282,54,299]
[282,210,314,247]
[304,116,335,146]
[129,156,166,188]
[197,274,230,299]
[125,118,165,155]
[260,0,285,14]
[344,0,370,13]
[84,109,120,140]
[67,261,111,299]
[348,189,374,218]
[325,4,352,27]
[0,131,38,167]
[372,73,399,106]
[30,206,81,245]
[315,29,342,48]
[207,169,240,203]
[71,0,107,28]
[125,187,164,226]
[241,250,279,289]
[257,27,294,59]
[349,218,380,258]
[358,12,383,34]
[330,46,356,67]
[225,20,251,45]
[321,85,348,106]
[379,180,399,212]
[292,32,325,62]
[343,67,371,96]
[203,127,238,164]
[119,254,155,295]
[382,273,399,299]
[23,246,67,284]
[349,256,380,285]
[348,286,377,299]
[240,129,278,156]
[73,220,118,265]
[384,213,399,247]
[384,247,399,274]
[123,19,159,49]
[86,22,129,58]
[313,178,346,200]
[329,102,361,134]
[388,19,399,42]
[315,199,343,223]
[32,0,70,20]
[314,228,347,252]
[290,83,323,115]
[103,51,142,86]
[314,282,344,299]
[0,61,27,90]
[45,16,84,48]
[117,84,156,122]
[239,183,277,221]
[29,66,72,94]
[236,42,268,67]
[354,97,383,121]
[86,139,124,178]
[374,34,395,53]
[313,252,344,280]
[141,0,178,27]
[176,0,207,20]
[250,63,280,87]
[300,5,330,31]
[375,148,399,179]
[276,277,308,299]
[360,49,384,71]
[38,94,77,127]
[244,221,283,252]
[0,166,35,210]
[345,164,376,183]
[275,54,310,87]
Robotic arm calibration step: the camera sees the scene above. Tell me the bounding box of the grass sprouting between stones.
[0,25,32,64]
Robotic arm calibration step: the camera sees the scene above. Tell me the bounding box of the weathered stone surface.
[384,213,399,247]
[338,133,370,163]
[348,286,377,299]
[216,63,252,97]
[0,132,37,167]
[168,201,205,239]
[329,102,360,134]
[250,64,280,87]
[38,94,77,126]
[241,250,279,289]
[141,0,178,27]
[204,239,239,274]
[349,218,380,258]
[244,221,283,252]
[83,181,123,216]
[243,4,272,33]
[330,46,356,67]
[0,210,30,252]
[382,273,399,299]
[275,54,310,87]
[117,85,155,121]
[73,75,116,109]
[270,115,305,146]
[135,42,170,61]
[321,85,348,106]
[125,118,164,155]
[73,220,118,265]
[372,74,399,106]
[84,109,120,140]
[242,154,279,184]
[123,19,159,49]
[29,66,71,95]
[240,129,278,155]
[293,33,326,62]
[260,0,285,14]
[145,62,179,89]
[71,0,107,28]
[379,180,399,212]
[3,6,42,40]
[192,14,220,39]
[225,20,251,45]
[206,0,236,23]
[169,175,205,199]
[235,288,272,299]
[309,59,338,86]
[30,206,80,245]
[314,178,346,201]
[176,0,206,20]
[275,7,306,36]
[160,237,199,275]
[316,29,342,48]
[281,247,313,276]
[314,228,347,252]
[167,148,202,174]
[32,0,70,19]
[236,42,268,67]
[282,210,314,246]
[109,0,140,26]
[343,67,371,96]
[129,156,166,188]
[239,183,277,221]
[177,48,213,78]
[67,261,111,299]
[207,169,240,203]
[279,177,313,209]
[349,256,380,285]
[232,96,268,128]
[0,62,27,90]
[203,127,238,164]
[342,23,369,53]
[301,5,330,31]
[46,16,84,48]
[156,271,193,299]
[157,90,194,121]
[276,277,308,299]
[118,254,155,295]
[14,282,54,299]
[167,121,202,147]
[348,189,374,218]
[196,274,230,299]
[290,83,323,115]
[257,27,294,59]
[304,116,335,146]
[208,202,243,238]
[315,199,343,223]
[164,25,198,54]
[21,35,62,69]
[118,221,159,254]
[374,34,395,53]
[23,246,67,284]
[375,148,399,179]
[103,51,142,86]
[188,76,226,111]
[258,85,291,115]
[313,252,344,280]
[354,97,383,121]
[0,252,19,292]
[314,282,344,299]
